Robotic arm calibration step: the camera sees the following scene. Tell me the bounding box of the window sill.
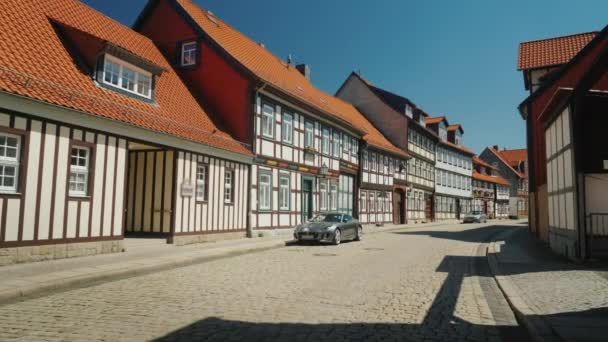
[0,191,22,198]
[69,195,91,201]
[224,202,234,206]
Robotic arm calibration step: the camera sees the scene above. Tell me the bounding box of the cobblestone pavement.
[0,223,529,341]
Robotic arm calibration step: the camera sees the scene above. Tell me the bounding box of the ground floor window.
[258,171,272,211]
[279,174,290,211]
[338,175,353,215]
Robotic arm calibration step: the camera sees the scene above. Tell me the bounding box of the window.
[261,103,274,138]
[181,41,197,66]
[333,131,341,157]
[384,156,389,174]
[405,104,413,118]
[320,180,328,211]
[279,174,290,211]
[330,183,338,210]
[322,127,331,155]
[224,170,234,203]
[377,192,383,212]
[343,133,350,153]
[361,191,367,212]
[196,164,208,201]
[371,153,376,171]
[69,146,90,197]
[369,192,375,212]
[282,112,293,144]
[258,172,272,211]
[352,137,358,155]
[363,151,369,170]
[304,121,314,148]
[102,55,152,99]
[0,134,20,192]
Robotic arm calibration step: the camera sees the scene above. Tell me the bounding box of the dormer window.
[181,41,198,67]
[102,55,152,99]
[405,105,413,118]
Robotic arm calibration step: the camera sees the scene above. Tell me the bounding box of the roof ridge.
[519,31,599,45]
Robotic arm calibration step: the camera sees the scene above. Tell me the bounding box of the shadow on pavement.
[153,250,531,341]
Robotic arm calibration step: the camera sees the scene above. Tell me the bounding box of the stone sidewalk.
[0,220,457,305]
[487,227,608,342]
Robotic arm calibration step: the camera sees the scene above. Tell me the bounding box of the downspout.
[246,81,267,238]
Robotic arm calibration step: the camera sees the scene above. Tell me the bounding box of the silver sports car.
[293,213,362,245]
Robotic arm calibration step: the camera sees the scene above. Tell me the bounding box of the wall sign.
[181,181,194,197]
[604,160,608,170]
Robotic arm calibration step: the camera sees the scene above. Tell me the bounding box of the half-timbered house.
[135,0,409,230]
[517,26,608,259]
[336,73,436,223]
[0,0,252,265]
[426,119,474,220]
[472,157,510,219]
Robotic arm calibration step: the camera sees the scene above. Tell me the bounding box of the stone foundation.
[168,231,247,246]
[549,227,578,260]
[0,240,124,266]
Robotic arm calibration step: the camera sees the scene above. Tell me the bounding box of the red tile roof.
[425,116,447,125]
[488,147,528,178]
[440,140,475,156]
[518,32,598,70]
[174,0,408,158]
[0,0,250,156]
[473,157,497,170]
[447,124,463,132]
[472,171,511,186]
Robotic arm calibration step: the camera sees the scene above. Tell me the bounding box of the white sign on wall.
[181,180,194,197]
[604,160,608,170]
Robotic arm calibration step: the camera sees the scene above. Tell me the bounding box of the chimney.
[296,64,311,81]
[493,145,499,151]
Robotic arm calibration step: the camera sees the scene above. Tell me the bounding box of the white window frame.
[304,121,314,148]
[102,54,153,99]
[279,174,290,211]
[224,170,234,203]
[281,112,293,144]
[258,172,272,211]
[320,180,328,211]
[196,164,208,201]
[361,191,367,212]
[322,127,331,155]
[332,131,341,158]
[181,41,197,67]
[330,182,338,211]
[0,133,20,193]
[69,146,90,197]
[261,103,275,139]
[343,133,350,153]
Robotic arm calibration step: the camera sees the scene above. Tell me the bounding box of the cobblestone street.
[0,223,529,341]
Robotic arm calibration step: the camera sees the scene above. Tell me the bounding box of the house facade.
[0,0,253,265]
[135,0,409,230]
[517,28,608,259]
[426,119,474,220]
[472,157,510,219]
[336,73,437,223]
[480,147,528,218]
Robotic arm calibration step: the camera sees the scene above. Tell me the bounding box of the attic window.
[207,14,218,26]
[181,41,198,67]
[102,54,152,99]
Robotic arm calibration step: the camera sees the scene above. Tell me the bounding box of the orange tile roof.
[425,116,446,125]
[473,157,497,170]
[518,32,598,70]
[447,124,463,132]
[0,0,250,156]
[488,147,528,178]
[472,171,511,186]
[440,140,475,156]
[174,0,408,158]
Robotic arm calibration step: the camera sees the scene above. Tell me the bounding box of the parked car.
[293,213,362,245]
[463,211,488,223]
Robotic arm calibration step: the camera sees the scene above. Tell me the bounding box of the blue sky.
[83,0,608,154]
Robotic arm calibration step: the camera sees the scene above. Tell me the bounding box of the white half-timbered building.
[359,148,408,225]
[427,119,474,220]
[0,0,252,265]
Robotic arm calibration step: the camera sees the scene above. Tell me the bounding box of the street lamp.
[319,163,329,177]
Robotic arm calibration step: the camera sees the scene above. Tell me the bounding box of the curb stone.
[486,241,562,342]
